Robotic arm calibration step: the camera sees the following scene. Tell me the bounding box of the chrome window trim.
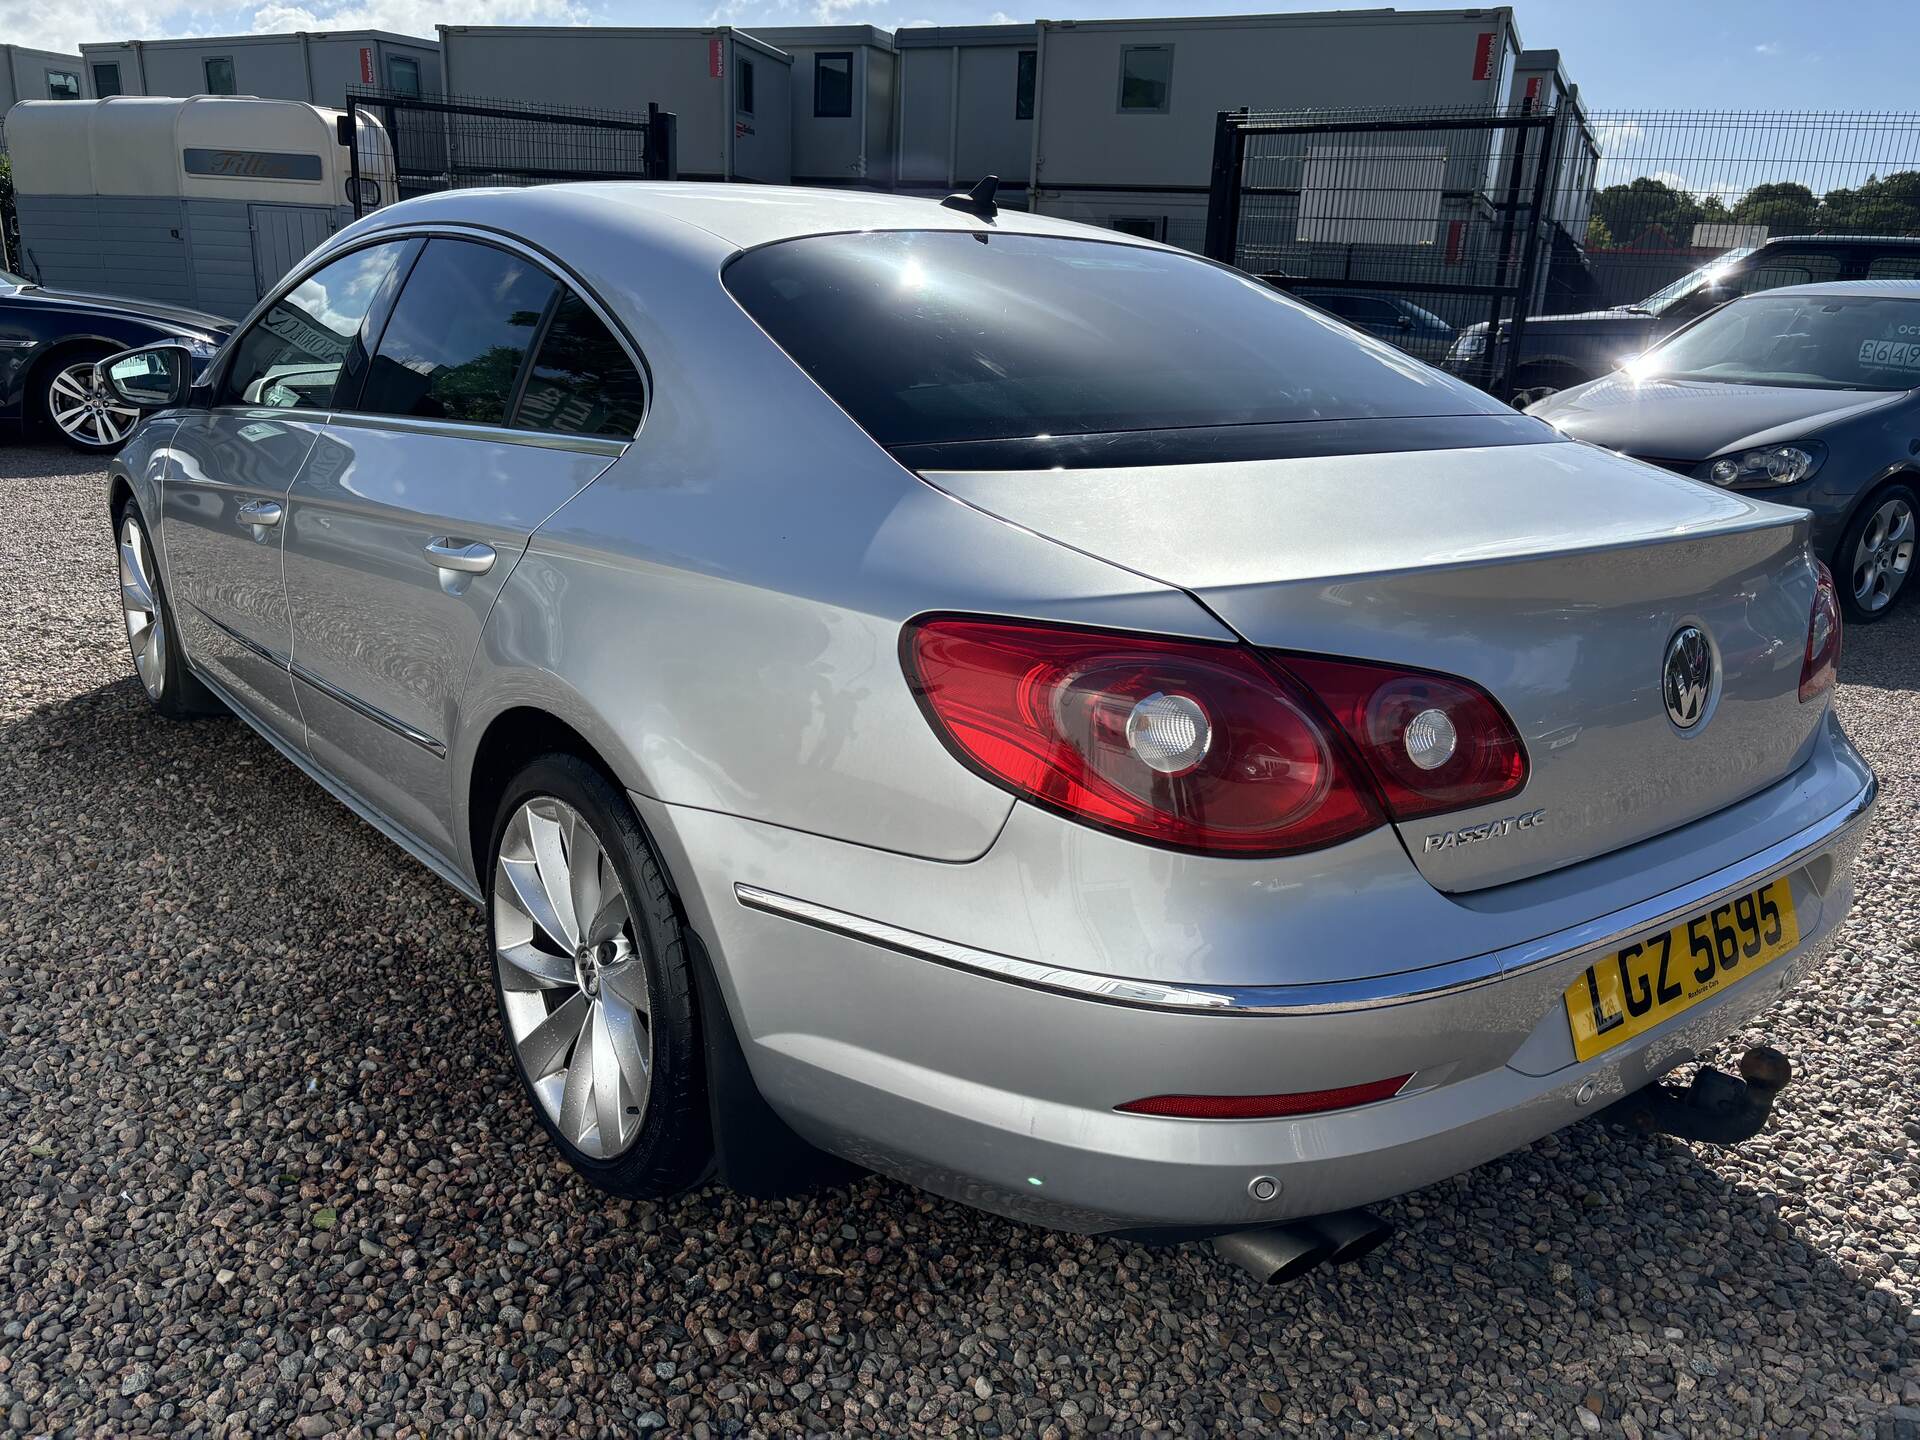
[735,772,1877,1016]
[213,221,649,444]
[320,409,630,458]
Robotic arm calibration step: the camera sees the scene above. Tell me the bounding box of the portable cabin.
[893,25,1038,207]
[1029,8,1527,255]
[77,31,443,106]
[438,26,793,184]
[749,27,896,189]
[6,96,396,320]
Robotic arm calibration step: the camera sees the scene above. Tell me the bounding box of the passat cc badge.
[1662,625,1714,730]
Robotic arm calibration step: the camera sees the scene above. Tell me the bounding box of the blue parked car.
[1530,279,1920,622]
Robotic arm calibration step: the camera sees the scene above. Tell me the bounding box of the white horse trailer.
[6,95,396,320]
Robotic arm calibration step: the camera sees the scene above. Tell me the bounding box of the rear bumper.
[642,722,1877,1234]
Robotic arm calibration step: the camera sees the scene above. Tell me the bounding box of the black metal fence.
[345,86,677,219]
[1205,106,1920,399]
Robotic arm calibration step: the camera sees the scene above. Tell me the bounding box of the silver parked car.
[101,184,1876,1283]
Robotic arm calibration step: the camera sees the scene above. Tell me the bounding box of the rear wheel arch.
[464,704,848,1199]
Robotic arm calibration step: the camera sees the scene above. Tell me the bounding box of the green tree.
[1592,177,1701,248]
[1732,181,1817,232]
[1816,170,1920,234]
[1585,213,1615,250]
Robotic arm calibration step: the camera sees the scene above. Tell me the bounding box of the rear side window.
[724,230,1502,450]
[514,292,645,438]
[220,241,409,409]
[1867,255,1920,280]
[360,239,557,425]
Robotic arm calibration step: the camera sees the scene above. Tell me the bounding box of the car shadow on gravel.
[7,662,1913,1433]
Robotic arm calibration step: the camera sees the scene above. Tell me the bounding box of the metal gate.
[345,86,679,219]
[1204,104,1559,400]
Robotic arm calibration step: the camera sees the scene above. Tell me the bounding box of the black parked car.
[1446,234,1920,403]
[1530,279,1920,623]
[1,267,228,452]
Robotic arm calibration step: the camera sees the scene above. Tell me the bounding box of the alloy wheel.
[1851,496,1915,614]
[118,514,166,700]
[493,797,652,1160]
[49,361,139,449]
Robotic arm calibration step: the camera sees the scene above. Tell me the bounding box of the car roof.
[340,181,1154,255]
[1739,278,1920,301]
[1761,233,1920,248]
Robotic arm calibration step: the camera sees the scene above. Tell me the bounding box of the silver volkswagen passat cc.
[100,184,1876,1280]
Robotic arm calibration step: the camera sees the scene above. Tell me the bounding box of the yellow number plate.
[1563,878,1799,1063]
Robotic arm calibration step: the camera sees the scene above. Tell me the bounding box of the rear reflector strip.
[1116,1074,1413,1119]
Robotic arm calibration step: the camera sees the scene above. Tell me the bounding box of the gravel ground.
[1,441,1916,1439]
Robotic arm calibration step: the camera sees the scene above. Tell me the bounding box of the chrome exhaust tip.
[1209,1225,1333,1286]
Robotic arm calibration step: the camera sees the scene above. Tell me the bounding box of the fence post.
[647,103,679,181]
[1504,109,1558,401]
[1485,104,1530,398]
[346,94,364,220]
[1203,111,1245,265]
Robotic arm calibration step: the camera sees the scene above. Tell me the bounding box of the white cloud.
[0,0,180,52]
[987,9,1018,21]
[0,0,585,52]
[1753,41,1780,55]
[809,0,876,20]
[244,0,586,38]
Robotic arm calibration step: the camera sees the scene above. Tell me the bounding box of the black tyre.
[1835,482,1916,624]
[486,752,712,1198]
[114,504,221,719]
[43,354,140,454]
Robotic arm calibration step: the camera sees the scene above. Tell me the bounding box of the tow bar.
[1601,1046,1794,1145]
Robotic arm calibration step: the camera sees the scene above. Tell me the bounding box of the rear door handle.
[424,538,496,575]
[236,499,283,527]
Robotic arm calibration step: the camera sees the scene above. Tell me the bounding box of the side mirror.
[99,344,196,411]
[1396,314,1414,331]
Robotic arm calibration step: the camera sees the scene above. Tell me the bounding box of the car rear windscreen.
[723,230,1510,454]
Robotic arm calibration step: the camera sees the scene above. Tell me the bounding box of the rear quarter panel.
[453,229,1224,872]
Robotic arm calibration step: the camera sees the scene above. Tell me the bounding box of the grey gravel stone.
[1,444,1916,1436]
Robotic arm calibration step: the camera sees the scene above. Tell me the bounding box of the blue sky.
[8,0,1916,113]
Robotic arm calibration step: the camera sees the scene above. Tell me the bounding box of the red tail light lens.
[1117,1074,1412,1119]
[902,617,1382,856]
[1275,656,1528,820]
[1799,559,1842,704]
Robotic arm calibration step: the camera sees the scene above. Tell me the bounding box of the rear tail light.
[1275,656,1529,821]
[902,617,1381,856]
[902,616,1530,856]
[1799,559,1842,704]
[1117,1074,1413,1119]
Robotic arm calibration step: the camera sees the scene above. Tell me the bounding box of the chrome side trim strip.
[191,604,290,668]
[288,660,447,758]
[735,773,1877,1016]
[320,410,628,458]
[734,885,1238,1010]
